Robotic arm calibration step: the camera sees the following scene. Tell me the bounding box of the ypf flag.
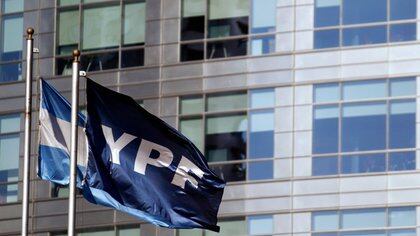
[83,78,225,231]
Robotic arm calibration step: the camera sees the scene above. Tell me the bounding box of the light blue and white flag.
[38,79,88,186]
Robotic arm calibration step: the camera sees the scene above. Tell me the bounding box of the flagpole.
[22,27,34,236]
[68,49,80,236]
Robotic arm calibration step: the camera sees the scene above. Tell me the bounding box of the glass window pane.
[207,39,248,58]
[390,23,417,42]
[389,207,416,227]
[0,134,20,181]
[314,83,340,103]
[206,93,247,112]
[180,118,203,152]
[78,229,114,236]
[343,80,387,100]
[390,100,415,149]
[178,229,202,236]
[389,230,417,236]
[124,2,145,45]
[58,10,79,54]
[250,110,274,158]
[389,152,416,171]
[391,0,416,20]
[206,115,247,162]
[342,208,386,229]
[82,6,121,50]
[2,0,23,13]
[183,0,205,17]
[313,105,339,154]
[313,234,338,236]
[251,36,275,55]
[248,215,273,235]
[2,15,23,61]
[210,163,246,182]
[251,0,276,33]
[80,51,119,72]
[250,88,274,108]
[0,114,20,134]
[181,43,204,61]
[248,161,273,180]
[181,16,205,41]
[209,0,249,20]
[315,0,340,27]
[390,77,416,97]
[312,211,339,231]
[206,219,247,236]
[180,97,204,114]
[59,0,79,6]
[118,227,141,236]
[314,29,339,49]
[56,57,73,76]
[343,26,387,46]
[0,183,17,203]
[0,62,22,82]
[342,102,386,152]
[312,156,338,176]
[121,49,144,68]
[341,231,386,236]
[341,153,386,174]
[343,0,387,24]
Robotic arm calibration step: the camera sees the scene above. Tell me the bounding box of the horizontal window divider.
[314,96,417,106]
[315,19,418,30]
[312,148,418,157]
[312,226,417,234]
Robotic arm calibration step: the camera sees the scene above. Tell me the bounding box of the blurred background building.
[0,0,419,235]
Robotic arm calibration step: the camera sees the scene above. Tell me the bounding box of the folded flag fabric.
[82,78,225,232]
[38,79,88,186]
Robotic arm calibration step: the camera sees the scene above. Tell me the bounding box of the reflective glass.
[124,2,146,45]
[251,36,275,55]
[2,0,23,13]
[389,100,415,149]
[314,83,340,103]
[206,219,247,236]
[315,0,340,27]
[248,215,273,235]
[341,153,386,174]
[208,18,248,38]
[341,231,386,236]
[342,102,386,152]
[210,163,246,182]
[0,114,20,133]
[206,93,247,112]
[207,39,248,58]
[80,51,119,72]
[180,97,204,114]
[0,183,17,204]
[388,230,417,236]
[249,110,274,158]
[2,15,23,61]
[178,229,202,236]
[248,161,273,180]
[0,134,20,182]
[343,0,387,24]
[56,57,73,76]
[183,0,205,17]
[82,6,121,50]
[343,80,387,100]
[391,0,416,20]
[314,29,339,49]
[205,115,247,162]
[390,77,416,97]
[78,229,114,236]
[251,0,276,33]
[0,62,21,82]
[181,16,205,41]
[180,118,203,151]
[389,152,416,171]
[390,23,417,42]
[312,211,339,231]
[208,0,249,20]
[389,207,416,227]
[342,208,386,229]
[59,0,79,5]
[181,43,204,61]
[343,26,387,46]
[250,88,275,108]
[312,156,338,176]
[313,105,339,154]
[121,49,144,68]
[58,10,79,55]
[313,233,338,236]
[118,227,141,236]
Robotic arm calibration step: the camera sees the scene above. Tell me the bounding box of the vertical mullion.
[119,0,124,68]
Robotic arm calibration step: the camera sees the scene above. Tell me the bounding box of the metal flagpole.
[22,27,34,236]
[68,49,81,236]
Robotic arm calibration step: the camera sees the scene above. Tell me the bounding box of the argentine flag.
[38,79,88,186]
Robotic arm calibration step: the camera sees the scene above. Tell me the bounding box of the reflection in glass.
[341,153,386,174]
[343,0,387,25]
[312,156,338,176]
[181,0,205,40]
[343,80,387,100]
[312,211,339,231]
[250,88,275,108]
[389,152,415,171]
[249,110,274,159]
[180,96,204,115]
[1,15,23,61]
[0,62,21,82]
[2,0,23,14]
[248,160,273,180]
[390,23,417,42]
[313,105,339,154]
[0,183,17,204]
[251,0,276,33]
[56,57,73,76]
[389,100,415,149]
[180,118,203,152]
[123,2,145,46]
[0,114,20,133]
[343,26,387,46]
[388,207,416,227]
[388,229,417,236]
[206,93,247,112]
[390,0,416,20]
[390,77,416,97]
[207,38,248,59]
[341,208,386,229]
[314,29,339,49]
[248,215,273,235]
[314,83,340,103]
[341,231,386,236]
[80,51,119,72]
[58,10,79,55]
[315,0,340,27]
[251,35,275,55]
[210,163,246,182]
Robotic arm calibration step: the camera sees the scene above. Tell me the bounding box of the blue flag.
[38,79,87,186]
[82,78,225,231]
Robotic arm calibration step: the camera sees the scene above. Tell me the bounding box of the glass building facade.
[0,0,419,235]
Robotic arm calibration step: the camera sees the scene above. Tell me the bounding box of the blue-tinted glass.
[389,229,417,236]
[389,207,416,227]
[314,83,340,103]
[341,153,386,174]
[251,36,275,55]
[314,29,339,49]
[250,88,275,108]
[313,234,338,236]
[343,80,387,100]
[389,100,415,149]
[315,0,340,27]
[250,110,274,158]
[251,0,276,33]
[1,15,23,61]
[391,0,416,20]
[312,156,338,176]
[343,0,387,24]
[341,231,386,236]
[343,26,387,46]
[248,215,273,235]
[342,208,386,229]
[389,152,416,171]
[390,23,417,42]
[390,77,416,97]
[342,103,386,152]
[248,161,273,180]
[0,62,21,82]
[312,211,339,231]
[313,106,338,154]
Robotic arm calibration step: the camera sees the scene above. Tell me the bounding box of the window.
[51,225,141,236]
[0,114,20,204]
[312,207,416,236]
[314,0,417,48]
[312,78,416,176]
[56,0,146,75]
[179,89,275,182]
[0,0,23,83]
[180,0,276,61]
